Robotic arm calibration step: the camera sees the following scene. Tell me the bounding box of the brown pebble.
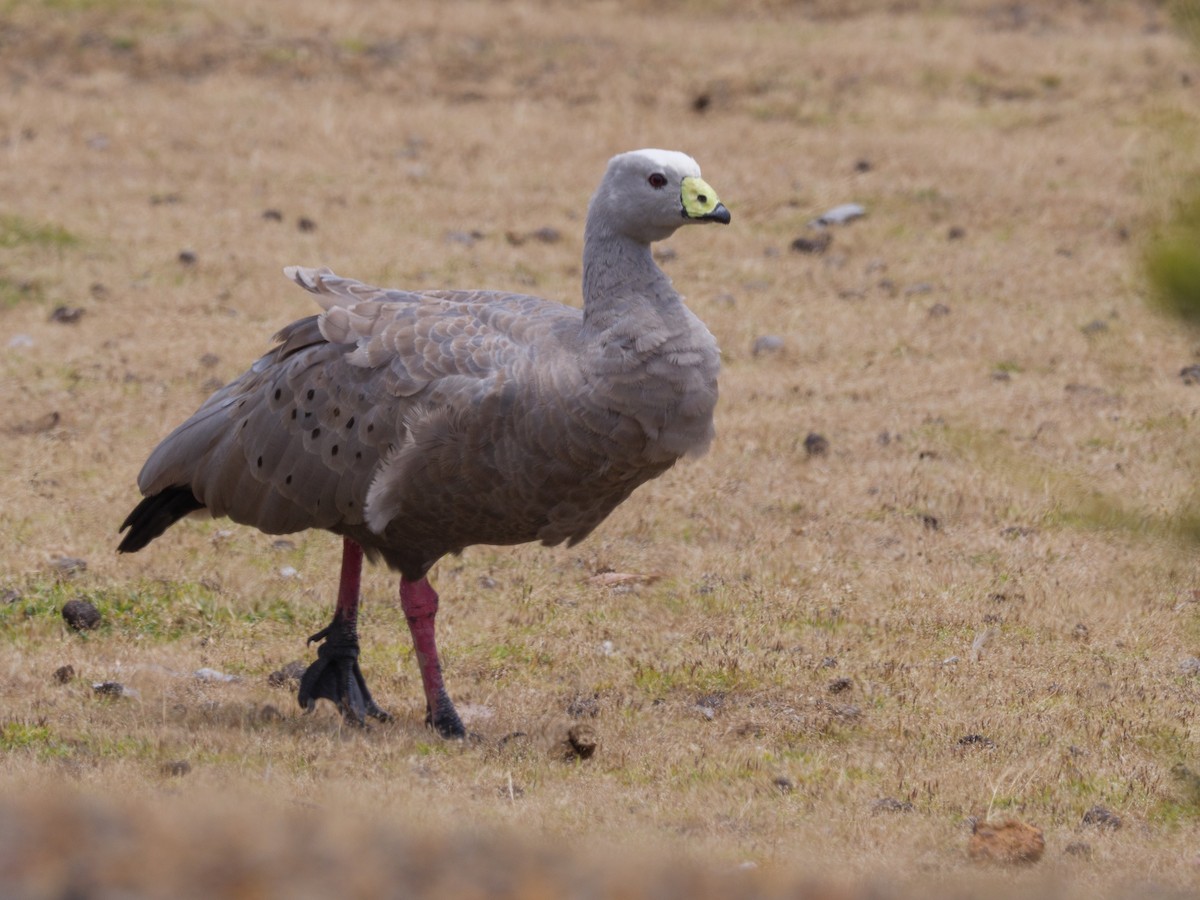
[161,760,192,777]
[53,664,75,684]
[48,306,84,324]
[804,432,829,457]
[1064,841,1093,859]
[62,598,101,631]
[790,233,832,254]
[1081,805,1122,830]
[947,225,966,240]
[177,249,197,266]
[967,818,1045,865]
[262,209,283,222]
[297,217,317,232]
[872,797,914,814]
[565,723,598,760]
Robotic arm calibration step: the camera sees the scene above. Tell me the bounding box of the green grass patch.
[0,721,73,759]
[0,578,298,641]
[0,215,78,250]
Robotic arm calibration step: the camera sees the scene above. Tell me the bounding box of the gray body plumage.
[131,150,723,581]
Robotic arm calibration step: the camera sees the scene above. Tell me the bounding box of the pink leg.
[334,537,364,623]
[400,577,465,738]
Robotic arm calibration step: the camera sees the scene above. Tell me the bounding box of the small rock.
[177,249,197,266]
[566,694,600,719]
[267,660,308,687]
[853,159,872,173]
[772,775,794,793]
[1180,656,1200,675]
[53,664,75,684]
[271,539,296,551]
[194,667,239,683]
[297,217,317,233]
[48,306,84,324]
[261,209,283,222]
[752,334,785,356]
[198,353,220,368]
[1064,841,1093,859]
[947,226,966,240]
[62,598,101,631]
[810,203,865,227]
[904,283,933,296]
[1071,623,1090,641]
[832,704,861,721]
[278,566,299,579]
[257,704,283,723]
[790,233,832,254]
[804,432,829,457]
[967,818,1045,865]
[827,677,853,693]
[599,640,615,657]
[695,704,716,721]
[506,227,561,245]
[1081,319,1109,336]
[821,656,837,668]
[692,92,711,113]
[1180,364,1200,385]
[872,797,914,814]
[929,302,951,318]
[445,229,483,246]
[564,723,598,760]
[1081,805,1122,830]
[93,681,138,699]
[920,513,940,531]
[161,760,191,777]
[958,734,995,749]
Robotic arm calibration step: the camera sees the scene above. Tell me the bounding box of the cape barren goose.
[119,149,730,737]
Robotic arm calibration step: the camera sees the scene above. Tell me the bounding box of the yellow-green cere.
[681,176,721,218]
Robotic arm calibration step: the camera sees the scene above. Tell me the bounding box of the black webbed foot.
[426,688,466,739]
[298,616,390,726]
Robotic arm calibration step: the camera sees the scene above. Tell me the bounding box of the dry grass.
[3,0,1200,896]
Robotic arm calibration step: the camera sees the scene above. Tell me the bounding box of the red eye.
[648,173,667,189]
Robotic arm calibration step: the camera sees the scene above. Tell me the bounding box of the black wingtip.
[117,487,204,553]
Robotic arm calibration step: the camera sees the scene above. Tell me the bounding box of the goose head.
[588,149,731,245]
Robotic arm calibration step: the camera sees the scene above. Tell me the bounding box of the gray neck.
[581,218,680,333]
